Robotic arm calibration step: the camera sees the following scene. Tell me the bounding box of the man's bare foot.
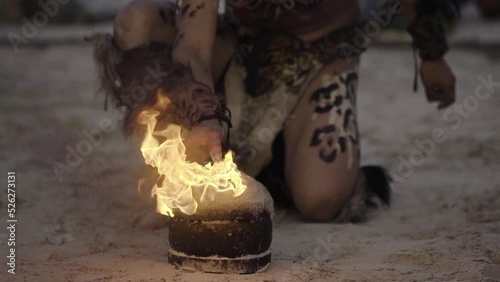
[129,207,170,230]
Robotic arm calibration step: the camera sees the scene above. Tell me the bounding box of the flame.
[137,101,246,217]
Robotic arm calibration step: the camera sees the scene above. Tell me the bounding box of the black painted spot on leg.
[310,125,336,147]
[336,109,342,115]
[340,72,359,101]
[310,125,339,163]
[343,109,352,130]
[309,83,340,113]
[338,136,347,153]
[159,9,168,23]
[180,4,191,17]
[333,95,343,107]
[320,148,337,163]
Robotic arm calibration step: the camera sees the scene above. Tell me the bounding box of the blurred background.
[1,0,500,23]
[0,0,130,23]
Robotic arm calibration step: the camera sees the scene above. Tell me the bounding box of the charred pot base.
[167,174,274,274]
[168,250,271,274]
[168,210,273,274]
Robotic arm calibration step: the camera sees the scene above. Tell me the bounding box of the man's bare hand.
[420,58,456,110]
[183,119,223,163]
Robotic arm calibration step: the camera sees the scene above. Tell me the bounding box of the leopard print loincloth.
[225,24,366,177]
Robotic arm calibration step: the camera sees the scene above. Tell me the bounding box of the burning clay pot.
[168,173,274,274]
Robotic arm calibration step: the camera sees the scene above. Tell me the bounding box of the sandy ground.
[0,39,499,282]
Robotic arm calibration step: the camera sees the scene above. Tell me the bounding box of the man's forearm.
[172,0,218,91]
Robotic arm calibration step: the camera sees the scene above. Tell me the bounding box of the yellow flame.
[137,107,246,217]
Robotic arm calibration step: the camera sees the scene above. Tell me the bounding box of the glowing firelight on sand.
[136,98,247,217]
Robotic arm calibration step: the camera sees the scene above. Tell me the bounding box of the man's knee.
[114,0,176,50]
[292,185,350,222]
